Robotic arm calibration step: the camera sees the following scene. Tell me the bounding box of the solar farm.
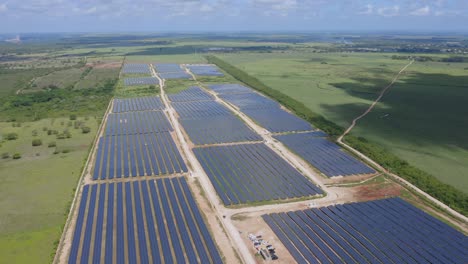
[112,96,165,113]
[186,64,224,76]
[263,198,467,264]
[122,63,151,74]
[154,63,192,79]
[168,86,214,102]
[193,143,323,205]
[123,77,158,86]
[68,178,223,264]
[275,132,375,177]
[60,59,467,264]
[172,99,262,145]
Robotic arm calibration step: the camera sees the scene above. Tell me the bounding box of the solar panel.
[263,198,468,264]
[168,86,214,102]
[122,63,151,74]
[193,143,323,205]
[124,77,158,86]
[186,64,224,76]
[274,132,375,177]
[68,178,223,263]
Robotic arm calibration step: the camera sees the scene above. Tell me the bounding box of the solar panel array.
[158,72,192,80]
[105,111,173,136]
[112,96,164,113]
[209,83,313,133]
[124,77,158,86]
[274,132,375,177]
[154,63,192,79]
[172,100,233,119]
[263,197,467,264]
[93,132,187,180]
[243,108,313,133]
[186,64,224,76]
[208,84,254,94]
[180,116,262,145]
[173,100,261,145]
[220,92,279,109]
[168,86,214,102]
[122,63,151,74]
[68,178,223,264]
[193,143,323,205]
[153,63,183,73]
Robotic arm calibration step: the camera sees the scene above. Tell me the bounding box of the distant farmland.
[220,52,468,192]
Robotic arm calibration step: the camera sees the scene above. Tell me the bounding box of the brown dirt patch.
[354,180,403,201]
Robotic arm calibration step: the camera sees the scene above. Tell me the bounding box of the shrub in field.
[81,126,91,134]
[1,152,9,159]
[12,153,21,159]
[69,114,77,120]
[62,149,70,153]
[48,141,56,148]
[32,139,43,146]
[32,130,38,136]
[4,132,18,140]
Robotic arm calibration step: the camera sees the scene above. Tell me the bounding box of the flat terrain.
[0,117,98,263]
[220,52,468,192]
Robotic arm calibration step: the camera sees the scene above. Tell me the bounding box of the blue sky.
[0,0,467,33]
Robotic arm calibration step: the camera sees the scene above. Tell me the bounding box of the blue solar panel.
[219,92,279,109]
[122,63,151,74]
[124,77,158,86]
[172,100,232,119]
[274,132,375,177]
[243,108,314,133]
[112,96,164,113]
[168,86,214,102]
[105,111,172,136]
[186,64,224,76]
[68,178,223,263]
[193,143,323,205]
[158,71,192,79]
[263,198,468,264]
[93,132,187,179]
[153,63,183,73]
[208,83,253,94]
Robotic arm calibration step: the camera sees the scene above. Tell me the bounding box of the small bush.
[1,153,9,159]
[62,149,70,153]
[67,121,73,127]
[32,139,43,146]
[69,114,77,120]
[4,132,18,140]
[81,126,91,134]
[53,150,60,154]
[12,153,21,159]
[42,126,48,131]
[48,141,56,148]
[32,130,38,136]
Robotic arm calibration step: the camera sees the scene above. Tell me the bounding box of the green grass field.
[31,67,86,90]
[74,67,120,90]
[0,117,99,263]
[220,52,468,192]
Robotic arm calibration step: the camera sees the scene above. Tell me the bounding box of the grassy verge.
[207,55,468,216]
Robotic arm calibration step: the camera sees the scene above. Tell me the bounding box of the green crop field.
[219,52,468,192]
[0,117,99,263]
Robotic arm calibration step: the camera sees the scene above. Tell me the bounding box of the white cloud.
[377,5,400,17]
[200,4,214,12]
[359,4,373,15]
[410,6,430,16]
[0,3,7,12]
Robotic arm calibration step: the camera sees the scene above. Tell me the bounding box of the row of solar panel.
[112,96,164,113]
[208,83,373,176]
[186,65,224,76]
[124,77,158,86]
[274,132,375,177]
[173,100,261,145]
[153,63,183,73]
[93,132,187,180]
[263,198,467,264]
[193,143,323,205]
[105,111,173,136]
[180,116,262,145]
[168,86,214,102]
[122,63,151,74]
[68,178,223,264]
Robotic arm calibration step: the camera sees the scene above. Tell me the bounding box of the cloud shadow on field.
[322,72,468,150]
